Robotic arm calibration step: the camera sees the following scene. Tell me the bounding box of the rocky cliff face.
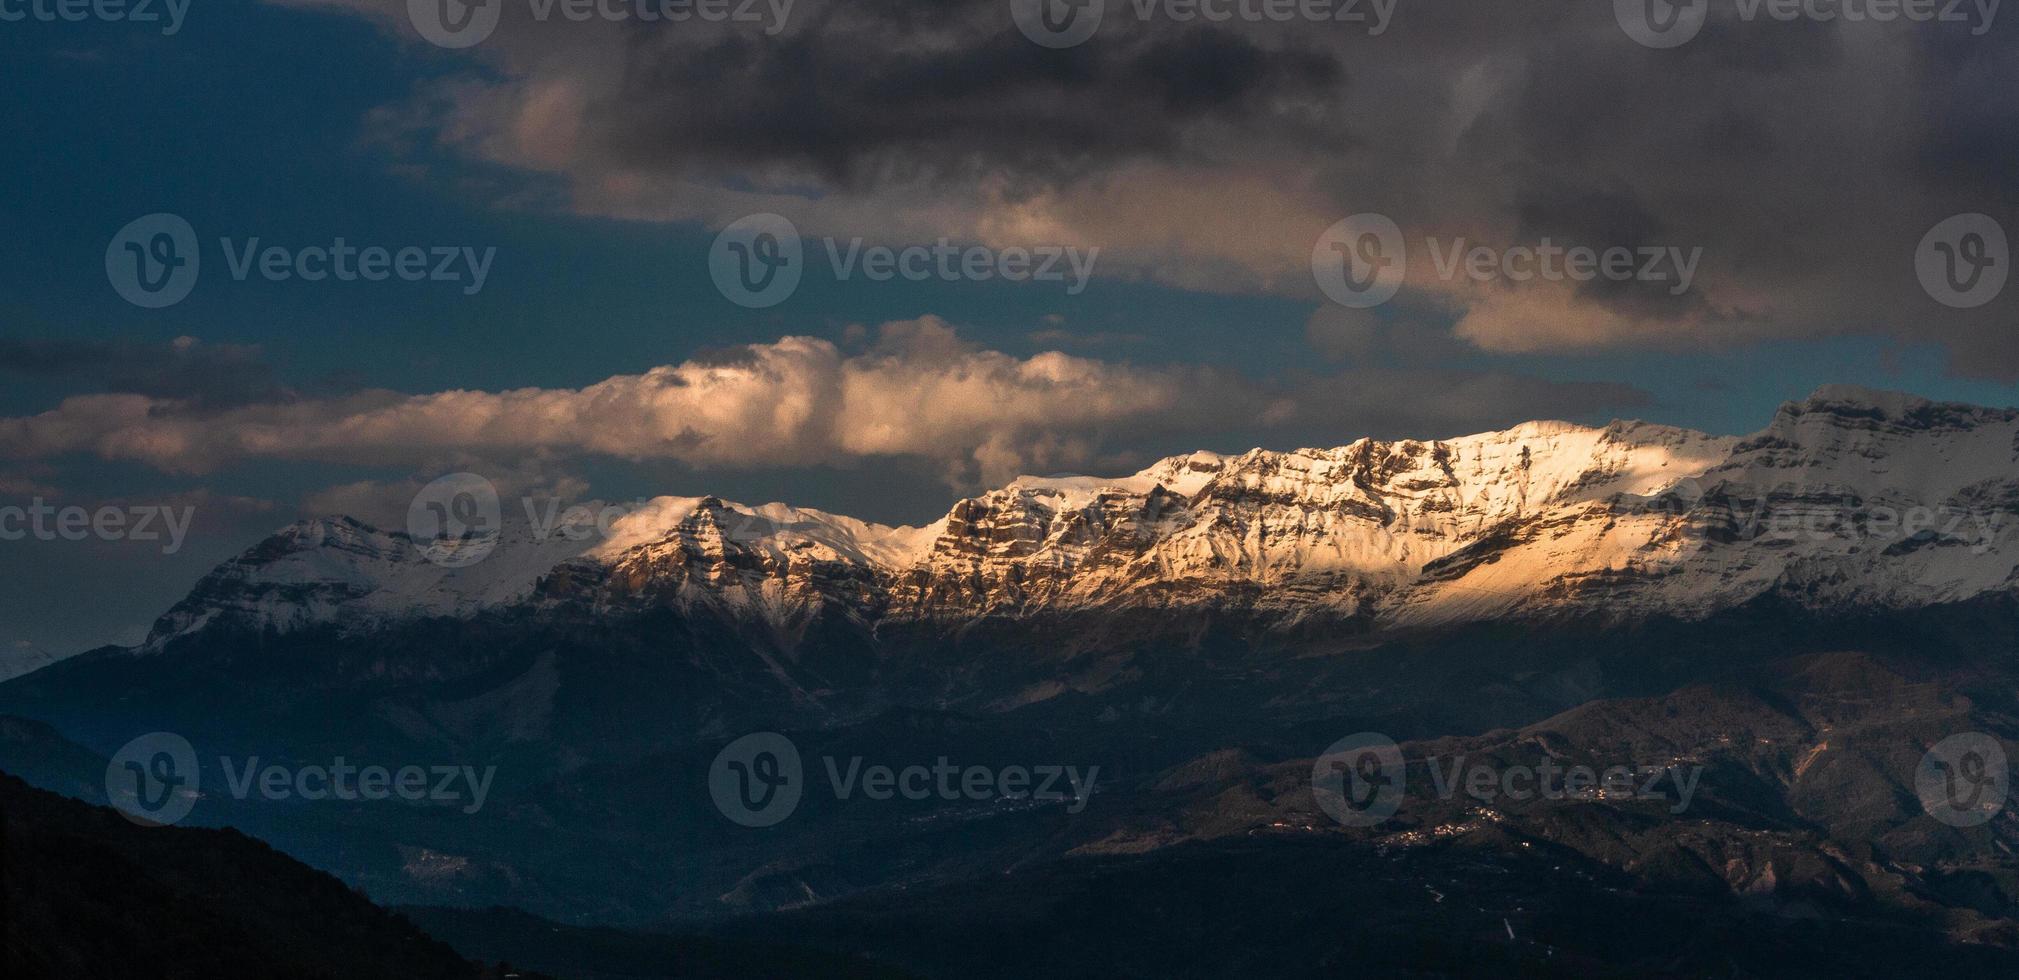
[138,387,2019,651]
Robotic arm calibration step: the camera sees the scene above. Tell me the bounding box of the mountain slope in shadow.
[0,771,487,979]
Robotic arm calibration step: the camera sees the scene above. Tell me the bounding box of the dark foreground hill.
[0,769,919,979]
[401,906,912,980]
[0,771,488,979]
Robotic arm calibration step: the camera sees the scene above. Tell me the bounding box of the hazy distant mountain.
[0,644,60,684]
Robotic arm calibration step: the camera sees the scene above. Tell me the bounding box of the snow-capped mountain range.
[141,386,2019,649]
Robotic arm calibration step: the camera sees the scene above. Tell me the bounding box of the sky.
[1,0,2017,652]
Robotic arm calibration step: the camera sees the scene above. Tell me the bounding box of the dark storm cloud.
[0,337,291,410]
[1506,183,1716,322]
[584,15,1342,188]
[317,0,2019,373]
[1910,29,2019,193]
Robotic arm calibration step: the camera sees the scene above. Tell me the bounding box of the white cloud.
[0,319,1654,489]
[0,319,1208,487]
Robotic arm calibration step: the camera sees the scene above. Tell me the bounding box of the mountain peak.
[1798,384,1935,417]
[96,389,2019,661]
[1783,384,2019,430]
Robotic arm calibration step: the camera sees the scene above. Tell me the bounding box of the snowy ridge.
[141,387,2019,647]
[145,498,935,646]
[1392,389,2019,624]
